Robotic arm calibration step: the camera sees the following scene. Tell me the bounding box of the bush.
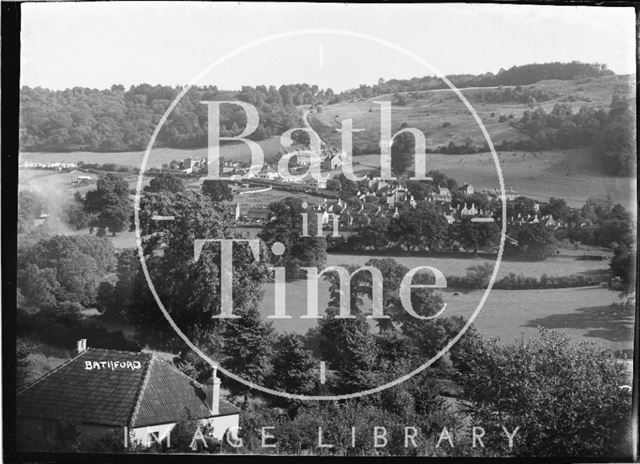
[448,267,599,290]
[456,329,633,457]
[17,303,140,352]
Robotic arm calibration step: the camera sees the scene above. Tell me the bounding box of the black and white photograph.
[3,2,638,461]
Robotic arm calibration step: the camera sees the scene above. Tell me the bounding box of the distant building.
[321,151,345,171]
[289,148,313,167]
[430,186,452,203]
[17,342,240,452]
[181,157,206,174]
[256,167,280,181]
[22,161,78,170]
[182,158,199,170]
[74,175,94,186]
[494,187,518,201]
[460,203,478,218]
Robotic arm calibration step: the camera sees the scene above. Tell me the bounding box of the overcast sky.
[21,2,636,91]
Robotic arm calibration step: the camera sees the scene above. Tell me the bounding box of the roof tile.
[17,349,240,428]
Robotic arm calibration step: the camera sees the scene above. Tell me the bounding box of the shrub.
[456,329,633,457]
[448,267,599,290]
[18,304,140,352]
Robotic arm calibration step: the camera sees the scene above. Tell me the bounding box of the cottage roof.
[17,348,239,428]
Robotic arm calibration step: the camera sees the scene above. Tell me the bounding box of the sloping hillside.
[309,75,635,208]
[309,74,635,152]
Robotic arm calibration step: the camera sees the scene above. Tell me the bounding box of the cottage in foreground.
[17,341,240,451]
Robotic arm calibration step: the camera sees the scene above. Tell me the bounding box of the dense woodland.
[19,84,314,152]
[20,62,618,153]
[510,96,636,175]
[339,61,614,100]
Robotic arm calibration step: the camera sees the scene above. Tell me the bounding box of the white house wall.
[204,414,240,440]
[130,414,240,447]
[131,422,175,447]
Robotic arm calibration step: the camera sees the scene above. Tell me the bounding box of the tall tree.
[269,333,317,395]
[453,218,500,254]
[18,235,115,306]
[144,173,186,194]
[201,179,233,202]
[387,203,448,252]
[222,306,275,407]
[17,264,59,308]
[84,173,133,236]
[317,307,378,393]
[516,222,557,260]
[131,190,270,356]
[259,197,327,280]
[610,244,634,289]
[390,127,414,176]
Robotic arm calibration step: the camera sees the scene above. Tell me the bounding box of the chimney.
[205,366,221,415]
[76,339,87,353]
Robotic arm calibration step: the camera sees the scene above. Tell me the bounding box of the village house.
[256,166,280,181]
[71,175,95,187]
[17,341,240,452]
[222,160,241,169]
[429,186,452,203]
[288,147,312,167]
[179,157,208,174]
[460,203,478,218]
[493,187,518,201]
[320,150,345,171]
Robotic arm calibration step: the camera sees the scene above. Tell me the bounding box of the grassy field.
[258,279,632,354]
[19,135,285,169]
[255,253,623,348]
[19,169,145,236]
[445,287,634,355]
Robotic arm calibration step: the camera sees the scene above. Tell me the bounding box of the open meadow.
[253,251,632,356]
[258,277,632,355]
[19,135,285,169]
